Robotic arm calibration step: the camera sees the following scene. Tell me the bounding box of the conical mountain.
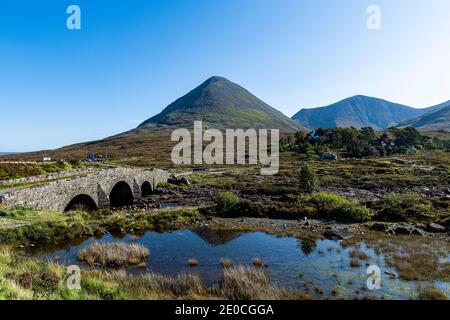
[139,76,306,131]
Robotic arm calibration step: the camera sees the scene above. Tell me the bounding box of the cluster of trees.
[281,127,450,158]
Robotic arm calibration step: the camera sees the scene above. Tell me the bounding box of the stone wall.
[0,168,94,186]
[0,168,169,212]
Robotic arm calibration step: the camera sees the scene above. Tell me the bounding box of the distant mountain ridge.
[139,76,306,132]
[398,104,450,131]
[292,95,445,130]
[6,81,449,162]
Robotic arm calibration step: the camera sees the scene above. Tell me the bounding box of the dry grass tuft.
[144,273,206,297]
[252,258,263,267]
[78,242,149,267]
[418,287,448,300]
[350,259,361,268]
[218,266,310,300]
[187,259,199,267]
[342,233,450,281]
[220,258,233,269]
[349,249,370,261]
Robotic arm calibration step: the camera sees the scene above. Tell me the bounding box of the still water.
[28,229,449,299]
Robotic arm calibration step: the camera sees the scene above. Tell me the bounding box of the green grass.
[0,245,310,300]
[296,192,375,222]
[0,207,203,245]
[0,162,86,181]
[374,192,436,222]
[0,173,91,190]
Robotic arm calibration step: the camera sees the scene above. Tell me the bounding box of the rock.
[168,177,191,186]
[427,223,446,233]
[391,225,425,236]
[411,228,426,236]
[393,225,412,235]
[179,177,191,186]
[384,271,398,278]
[371,222,388,231]
[323,228,353,240]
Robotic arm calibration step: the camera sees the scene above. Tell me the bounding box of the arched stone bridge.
[0,168,170,212]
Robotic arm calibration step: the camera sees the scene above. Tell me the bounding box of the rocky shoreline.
[109,184,449,242]
[193,217,449,242]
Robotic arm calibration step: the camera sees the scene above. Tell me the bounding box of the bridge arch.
[1,167,169,212]
[109,181,134,207]
[64,194,98,212]
[141,181,153,198]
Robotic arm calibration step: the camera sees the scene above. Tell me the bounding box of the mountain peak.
[138,77,306,131]
[204,76,229,83]
[349,95,371,99]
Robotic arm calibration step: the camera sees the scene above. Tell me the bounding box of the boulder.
[168,177,191,186]
[411,228,426,236]
[393,225,412,235]
[392,225,426,236]
[384,271,398,278]
[371,222,388,231]
[323,228,353,240]
[426,223,446,233]
[179,177,191,186]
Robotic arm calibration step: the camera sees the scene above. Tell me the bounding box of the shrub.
[299,163,318,194]
[0,206,36,218]
[376,192,433,222]
[68,159,81,167]
[214,192,241,216]
[32,272,61,299]
[0,220,91,245]
[337,203,375,223]
[296,192,374,222]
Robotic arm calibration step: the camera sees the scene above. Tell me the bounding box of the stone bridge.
[0,168,170,212]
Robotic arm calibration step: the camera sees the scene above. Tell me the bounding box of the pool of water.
[27,229,449,299]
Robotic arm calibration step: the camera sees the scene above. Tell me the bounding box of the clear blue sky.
[1,0,450,152]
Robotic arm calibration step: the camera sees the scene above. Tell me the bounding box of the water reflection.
[27,229,449,299]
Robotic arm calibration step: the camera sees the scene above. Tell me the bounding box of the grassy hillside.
[0,162,81,181]
[139,76,306,132]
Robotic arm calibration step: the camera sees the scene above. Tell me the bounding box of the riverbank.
[0,244,311,300]
[0,151,448,300]
[0,206,448,300]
